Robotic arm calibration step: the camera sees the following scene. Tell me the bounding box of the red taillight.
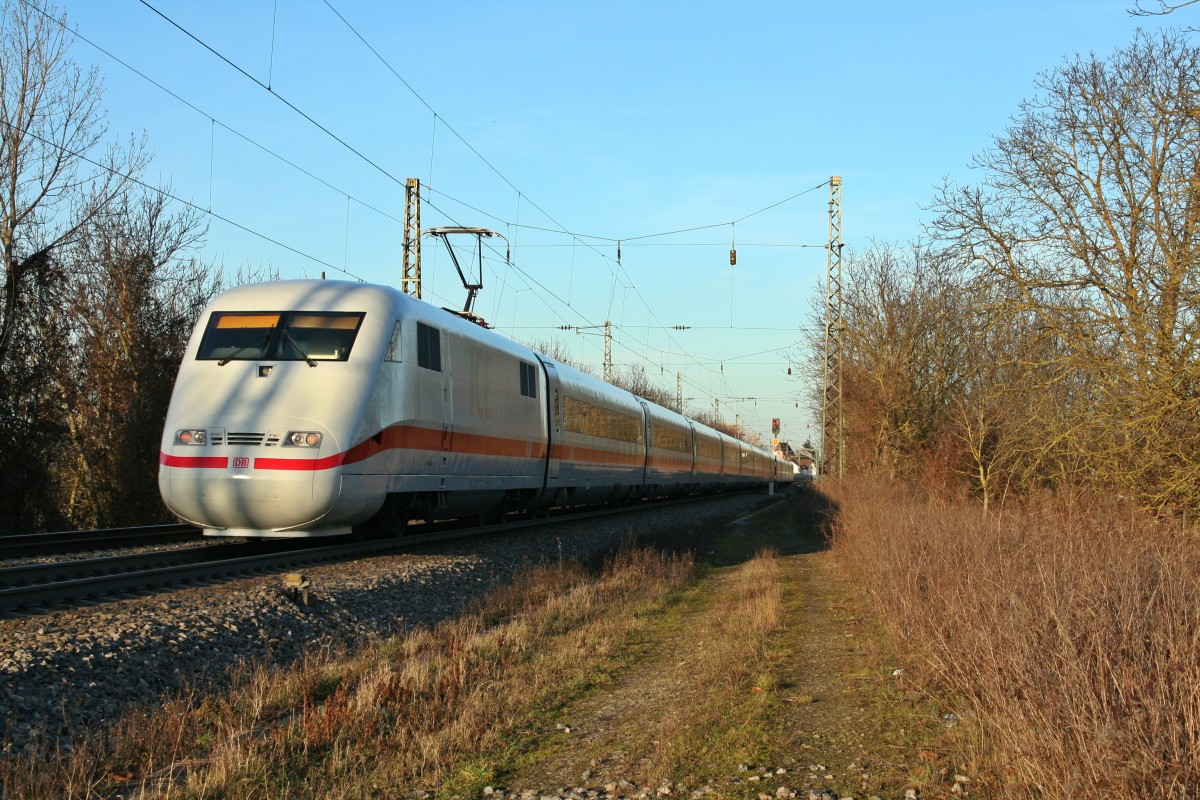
[177,429,206,445]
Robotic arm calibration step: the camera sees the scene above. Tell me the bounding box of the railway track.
[0,523,200,560]
[0,494,751,616]
[0,538,334,615]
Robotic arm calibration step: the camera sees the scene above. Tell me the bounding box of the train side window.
[416,322,441,371]
[519,362,537,398]
[562,394,644,444]
[384,321,403,362]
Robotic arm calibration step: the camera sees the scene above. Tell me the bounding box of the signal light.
[729,248,736,266]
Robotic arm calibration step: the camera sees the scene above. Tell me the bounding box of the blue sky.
[61,0,1179,446]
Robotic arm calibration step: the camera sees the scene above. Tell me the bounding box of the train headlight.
[176,429,207,445]
[286,431,322,448]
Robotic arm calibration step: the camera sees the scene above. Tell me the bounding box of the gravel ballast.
[0,492,780,756]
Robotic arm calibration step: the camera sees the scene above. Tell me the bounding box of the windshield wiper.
[283,329,317,367]
[218,331,272,366]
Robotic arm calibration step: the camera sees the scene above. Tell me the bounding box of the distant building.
[773,441,814,479]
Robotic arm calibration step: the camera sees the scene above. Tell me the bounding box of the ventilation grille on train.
[221,432,283,447]
[227,431,266,446]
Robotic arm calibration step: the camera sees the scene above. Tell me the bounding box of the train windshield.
[197,311,365,363]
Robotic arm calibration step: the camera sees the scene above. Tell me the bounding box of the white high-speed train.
[158,280,792,538]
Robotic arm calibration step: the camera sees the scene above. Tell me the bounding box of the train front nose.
[159,416,343,535]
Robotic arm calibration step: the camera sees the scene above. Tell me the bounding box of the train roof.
[203,279,539,361]
[204,280,781,460]
[205,279,397,310]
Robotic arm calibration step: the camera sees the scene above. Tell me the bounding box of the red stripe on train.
[159,453,228,469]
[254,454,346,471]
[163,423,652,472]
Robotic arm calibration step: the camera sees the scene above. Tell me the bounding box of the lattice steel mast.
[603,320,612,383]
[822,176,844,478]
[401,177,421,298]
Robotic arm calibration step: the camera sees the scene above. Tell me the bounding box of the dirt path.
[501,490,947,799]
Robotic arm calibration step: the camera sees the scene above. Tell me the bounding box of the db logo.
[232,457,250,469]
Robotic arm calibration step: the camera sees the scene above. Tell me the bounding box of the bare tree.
[610,363,676,409]
[943,292,1069,511]
[0,242,70,530]
[1129,0,1200,17]
[931,30,1200,510]
[51,189,215,527]
[0,0,147,372]
[800,242,976,480]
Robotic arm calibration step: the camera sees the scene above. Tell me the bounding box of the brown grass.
[0,544,694,799]
[826,478,1200,799]
[639,548,784,784]
[498,545,787,792]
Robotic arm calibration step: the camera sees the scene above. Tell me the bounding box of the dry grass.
[637,548,784,785]
[497,545,788,792]
[826,478,1200,799]
[0,545,694,799]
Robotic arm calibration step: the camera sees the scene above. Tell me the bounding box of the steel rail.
[0,524,200,560]
[0,541,298,590]
[0,491,778,617]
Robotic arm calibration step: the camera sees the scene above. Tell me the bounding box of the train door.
[687,422,698,483]
[539,358,564,489]
[637,399,652,489]
[439,330,453,472]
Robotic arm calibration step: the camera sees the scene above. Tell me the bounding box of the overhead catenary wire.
[25,5,811,428]
[166,0,638,340]
[423,180,822,378]
[137,0,408,189]
[415,193,727,388]
[418,180,823,388]
[81,3,812,416]
[133,2,807,381]
[0,117,370,283]
[423,182,831,251]
[504,242,826,248]
[38,4,545,318]
[319,0,584,247]
[312,1,818,394]
[35,6,406,228]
